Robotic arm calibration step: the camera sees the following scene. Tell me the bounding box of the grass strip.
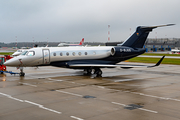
[143,53,180,56]
[0,52,13,55]
[128,57,180,65]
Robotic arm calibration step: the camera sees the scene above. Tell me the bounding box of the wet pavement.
[0,63,180,120]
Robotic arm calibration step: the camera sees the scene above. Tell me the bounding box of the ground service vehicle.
[0,55,18,75]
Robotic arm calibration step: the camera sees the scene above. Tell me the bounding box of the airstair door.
[43,49,50,64]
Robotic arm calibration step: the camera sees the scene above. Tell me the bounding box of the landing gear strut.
[19,67,25,77]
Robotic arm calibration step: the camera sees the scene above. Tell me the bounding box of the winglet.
[148,55,165,68]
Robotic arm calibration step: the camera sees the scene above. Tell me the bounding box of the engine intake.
[111,47,116,56]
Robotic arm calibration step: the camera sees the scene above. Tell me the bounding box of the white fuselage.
[5,46,114,67]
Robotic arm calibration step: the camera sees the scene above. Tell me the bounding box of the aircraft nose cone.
[4,60,13,66]
[3,61,10,66]
[4,58,20,67]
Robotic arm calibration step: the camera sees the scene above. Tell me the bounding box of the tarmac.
[0,63,180,120]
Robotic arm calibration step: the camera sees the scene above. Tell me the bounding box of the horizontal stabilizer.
[141,24,175,29]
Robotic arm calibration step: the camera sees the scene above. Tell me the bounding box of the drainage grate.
[83,95,96,99]
[124,104,143,110]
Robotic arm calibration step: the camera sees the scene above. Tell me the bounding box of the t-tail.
[121,24,175,48]
[79,38,84,45]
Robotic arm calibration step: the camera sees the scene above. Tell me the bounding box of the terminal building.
[106,38,180,52]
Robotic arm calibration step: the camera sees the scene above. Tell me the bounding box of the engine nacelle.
[110,46,140,57]
[110,47,116,56]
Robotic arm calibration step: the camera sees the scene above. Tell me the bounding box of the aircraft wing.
[69,56,165,69]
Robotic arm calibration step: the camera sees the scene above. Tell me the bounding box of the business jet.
[4,24,174,76]
[58,38,84,47]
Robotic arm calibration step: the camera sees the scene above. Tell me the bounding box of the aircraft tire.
[87,68,92,74]
[97,70,102,76]
[94,68,102,77]
[20,72,25,77]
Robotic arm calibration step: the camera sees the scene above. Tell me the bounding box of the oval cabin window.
[85,52,87,55]
[53,52,56,56]
[66,52,69,56]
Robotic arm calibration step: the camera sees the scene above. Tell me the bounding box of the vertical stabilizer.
[79,38,84,45]
[121,24,174,48]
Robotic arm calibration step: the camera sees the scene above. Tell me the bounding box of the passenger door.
[42,49,50,64]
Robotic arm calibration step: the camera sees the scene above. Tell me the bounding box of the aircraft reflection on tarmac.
[0,74,6,81]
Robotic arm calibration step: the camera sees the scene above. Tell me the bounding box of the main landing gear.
[19,67,25,77]
[84,68,102,77]
[94,68,102,77]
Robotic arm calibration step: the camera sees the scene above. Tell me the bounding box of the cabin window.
[27,51,35,56]
[93,52,96,55]
[72,52,75,56]
[53,52,56,56]
[66,52,69,56]
[78,52,81,56]
[85,52,87,55]
[60,52,63,56]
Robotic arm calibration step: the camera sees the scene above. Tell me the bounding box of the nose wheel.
[20,72,25,77]
[20,67,25,77]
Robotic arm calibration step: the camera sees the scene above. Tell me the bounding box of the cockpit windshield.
[21,51,28,55]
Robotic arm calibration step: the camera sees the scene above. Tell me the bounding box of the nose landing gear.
[20,67,25,77]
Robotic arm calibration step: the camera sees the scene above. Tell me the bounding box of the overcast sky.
[0,0,180,43]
